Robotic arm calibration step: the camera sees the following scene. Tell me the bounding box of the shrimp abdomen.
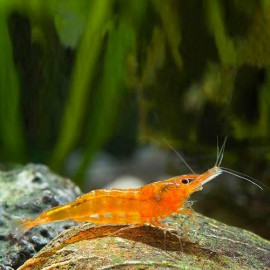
[67,189,144,225]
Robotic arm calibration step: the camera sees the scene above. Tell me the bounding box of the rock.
[18,214,270,270]
[0,164,82,270]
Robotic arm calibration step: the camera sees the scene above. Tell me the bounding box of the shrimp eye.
[181,179,189,184]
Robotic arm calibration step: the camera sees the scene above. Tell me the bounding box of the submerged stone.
[0,164,81,270]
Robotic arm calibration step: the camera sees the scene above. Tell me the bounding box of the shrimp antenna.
[220,167,264,191]
[215,136,228,167]
[216,136,219,164]
[162,138,196,174]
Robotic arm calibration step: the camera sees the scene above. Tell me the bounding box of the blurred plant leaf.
[51,0,113,170]
[184,64,235,112]
[232,68,270,138]
[238,9,270,67]
[258,71,270,136]
[206,0,237,65]
[0,12,25,160]
[141,26,166,87]
[152,0,182,70]
[52,0,90,48]
[75,20,136,181]
[261,0,270,8]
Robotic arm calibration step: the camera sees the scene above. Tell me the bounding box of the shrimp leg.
[176,207,200,239]
[177,208,193,216]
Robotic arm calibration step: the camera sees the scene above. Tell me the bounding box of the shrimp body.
[13,167,224,235]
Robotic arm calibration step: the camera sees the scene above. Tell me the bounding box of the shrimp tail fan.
[9,217,35,238]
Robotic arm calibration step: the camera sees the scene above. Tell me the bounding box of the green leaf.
[51,0,113,170]
[152,0,182,69]
[206,0,237,65]
[0,12,25,159]
[75,21,136,181]
[52,0,90,48]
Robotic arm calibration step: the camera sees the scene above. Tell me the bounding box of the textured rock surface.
[18,214,270,270]
[0,164,81,269]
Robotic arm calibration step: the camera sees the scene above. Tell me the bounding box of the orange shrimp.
[12,142,263,236]
[11,167,223,236]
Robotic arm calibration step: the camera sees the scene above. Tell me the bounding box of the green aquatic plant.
[0,0,270,187]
